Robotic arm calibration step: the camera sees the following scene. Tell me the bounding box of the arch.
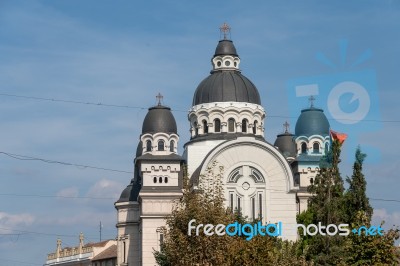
[301,142,307,154]
[194,121,198,136]
[253,120,258,134]
[158,140,165,151]
[214,118,221,133]
[146,140,152,152]
[313,142,320,153]
[228,118,235,132]
[202,120,208,134]
[170,140,175,152]
[242,119,248,133]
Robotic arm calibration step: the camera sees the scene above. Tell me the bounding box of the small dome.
[117,179,141,203]
[142,105,177,134]
[214,40,238,57]
[192,71,261,105]
[295,107,330,137]
[274,132,296,158]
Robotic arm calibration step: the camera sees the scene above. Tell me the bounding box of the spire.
[308,95,316,108]
[219,22,231,40]
[156,93,163,106]
[283,121,290,133]
[78,232,84,254]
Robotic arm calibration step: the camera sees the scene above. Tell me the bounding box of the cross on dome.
[283,121,290,133]
[219,22,231,40]
[308,95,316,108]
[156,93,163,106]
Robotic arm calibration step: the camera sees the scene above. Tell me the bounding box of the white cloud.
[56,187,79,198]
[0,212,35,234]
[86,178,125,199]
[372,208,400,229]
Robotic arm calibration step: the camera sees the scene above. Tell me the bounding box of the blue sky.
[0,0,399,264]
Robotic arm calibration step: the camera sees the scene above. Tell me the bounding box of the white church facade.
[115,25,331,266]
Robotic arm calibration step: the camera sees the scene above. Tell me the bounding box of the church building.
[115,24,331,266]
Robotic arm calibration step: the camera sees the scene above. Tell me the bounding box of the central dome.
[192,70,261,105]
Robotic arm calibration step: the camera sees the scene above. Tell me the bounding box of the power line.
[2,92,399,123]
[0,151,133,175]
[0,193,116,200]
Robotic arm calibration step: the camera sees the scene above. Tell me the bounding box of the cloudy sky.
[0,0,399,264]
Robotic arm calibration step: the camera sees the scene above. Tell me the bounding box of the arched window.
[253,121,258,134]
[170,140,175,152]
[146,140,152,152]
[153,176,157,183]
[194,122,198,136]
[164,176,168,183]
[158,140,165,151]
[159,176,163,183]
[214,119,221,133]
[301,142,307,154]
[202,120,208,134]
[242,119,248,133]
[313,142,320,153]
[228,118,235,132]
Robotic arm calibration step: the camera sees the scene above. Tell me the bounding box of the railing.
[47,246,93,260]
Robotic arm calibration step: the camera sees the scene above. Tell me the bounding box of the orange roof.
[91,244,117,261]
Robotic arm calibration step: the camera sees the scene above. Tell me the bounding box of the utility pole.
[99,221,102,242]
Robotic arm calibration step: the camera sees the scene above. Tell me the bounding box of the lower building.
[44,233,117,266]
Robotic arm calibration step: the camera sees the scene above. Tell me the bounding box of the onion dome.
[295,107,330,137]
[192,23,261,106]
[117,178,141,203]
[142,104,177,134]
[274,122,296,159]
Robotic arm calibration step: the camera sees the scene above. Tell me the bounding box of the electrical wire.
[1,92,399,123]
[0,151,133,175]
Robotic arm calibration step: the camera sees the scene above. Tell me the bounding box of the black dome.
[295,107,330,137]
[192,71,261,105]
[117,179,141,203]
[214,40,238,57]
[142,105,177,134]
[274,132,296,158]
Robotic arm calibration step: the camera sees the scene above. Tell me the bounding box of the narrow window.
[214,119,221,133]
[242,119,248,133]
[259,194,263,219]
[123,241,126,263]
[194,122,198,136]
[164,176,168,183]
[160,233,164,251]
[313,142,320,153]
[252,197,255,220]
[159,176,163,183]
[230,193,234,211]
[158,140,165,151]
[170,140,175,152]
[146,140,152,152]
[301,142,307,154]
[153,176,157,183]
[202,120,208,134]
[325,143,329,154]
[228,118,235,132]
[237,197,241,214]
[253,121,258,134]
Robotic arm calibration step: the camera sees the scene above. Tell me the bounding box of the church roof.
[295,107,330,137]
[192,70,261,105]
[274,132,297,158]
[142,105,177,134]
[214,39,238,57]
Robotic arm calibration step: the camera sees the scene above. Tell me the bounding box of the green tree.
[344,147,373,225]
[155,162,309,266]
